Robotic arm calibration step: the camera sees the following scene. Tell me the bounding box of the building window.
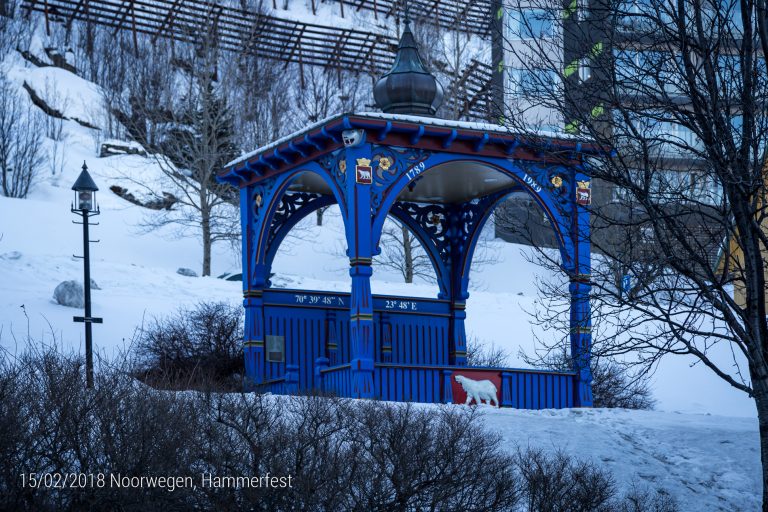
[579,58,591,81]
[691,172,723,205]
[656,121,702,151]
[505,8,556,39]
[612,167,722,206]
[618,0,672,31]
[506,67,558,97]
[526,9,555,37]
[266,335,285,363]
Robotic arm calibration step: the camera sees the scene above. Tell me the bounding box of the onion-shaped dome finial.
[373,15,444,116]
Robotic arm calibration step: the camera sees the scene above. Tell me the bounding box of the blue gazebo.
[218,20,596,408]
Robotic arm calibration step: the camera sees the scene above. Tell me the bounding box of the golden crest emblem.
[356,158,372,167]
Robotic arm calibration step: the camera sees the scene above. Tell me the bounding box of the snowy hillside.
[0,27,762,510]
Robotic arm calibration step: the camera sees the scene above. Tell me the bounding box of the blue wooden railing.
[315,361,576,409]
[318,363,352,397]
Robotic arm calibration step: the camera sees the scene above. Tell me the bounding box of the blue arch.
[371,155,575,274]
[386,205,451,297]
[252,163,345,268]
[264,194,336,272]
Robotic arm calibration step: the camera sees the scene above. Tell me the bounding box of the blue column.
[314,357,329,392]
[243,295,263,390]
[449,295,468,366]
[501,371,514,407]
[570,171,593,407]
[244,263,269,389]
[442,369,454,404]
[344,142,375,398]
[242,180,281,390]
[241,185,265,390]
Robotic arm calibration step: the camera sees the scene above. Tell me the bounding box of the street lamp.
[71,161,102,388]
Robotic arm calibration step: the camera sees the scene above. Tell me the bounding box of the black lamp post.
[71,162,102,388]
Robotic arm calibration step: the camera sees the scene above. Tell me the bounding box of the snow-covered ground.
[480,407,760,511]
[0,36,762,510]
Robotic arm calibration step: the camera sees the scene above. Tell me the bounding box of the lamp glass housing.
[78,190,94,211]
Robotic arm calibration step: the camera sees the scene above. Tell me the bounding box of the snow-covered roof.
[225,112,587,170]
[353,112,573,138]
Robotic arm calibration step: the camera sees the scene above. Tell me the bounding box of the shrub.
[516,448,616,512]
[618,484,679,512]
[0,346,678,512]
[136,301,243,390]
[466,336,511,367]
[0,345,203,511]
[525,348,656,410]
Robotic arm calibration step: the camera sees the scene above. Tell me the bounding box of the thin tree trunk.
[753,385,768,512]
[402,226,413,284]
[202,210,212,276]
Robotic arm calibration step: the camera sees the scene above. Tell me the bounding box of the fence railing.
[286,360,576,410]
[318,363,352,397]
[374,363,576,409]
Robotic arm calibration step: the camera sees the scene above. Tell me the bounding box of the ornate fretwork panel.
[370,146,432,217]
[267,192,323,249]
[390,202,453,267]
[392,190,508,270]
[389,190,510,298]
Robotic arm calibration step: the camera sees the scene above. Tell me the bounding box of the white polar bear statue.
[455,375,499,407]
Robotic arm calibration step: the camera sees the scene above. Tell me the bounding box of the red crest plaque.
[576,180,591,206]
[355,158,372,185]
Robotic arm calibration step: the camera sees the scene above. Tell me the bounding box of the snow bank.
[480,406,760,511]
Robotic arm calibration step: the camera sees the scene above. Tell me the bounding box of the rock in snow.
[53,280,84,308]
[177,267,198,277]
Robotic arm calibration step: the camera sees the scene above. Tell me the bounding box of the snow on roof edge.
[225,112,589,170]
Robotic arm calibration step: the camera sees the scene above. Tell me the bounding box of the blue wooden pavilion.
[218,19,597,409]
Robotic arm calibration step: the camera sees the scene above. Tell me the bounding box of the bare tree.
[153,70,239,275]
[112,35,240,276]
[466,336,511,367]
[495,0,768,504]
[375,218,435,284]
[0,76,45,198]
[219,36,292,151]
[0,0,33,57]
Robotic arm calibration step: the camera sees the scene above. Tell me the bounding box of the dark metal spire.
[373,7,444,117]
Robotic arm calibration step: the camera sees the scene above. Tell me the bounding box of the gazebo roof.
[219,112,604,203]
